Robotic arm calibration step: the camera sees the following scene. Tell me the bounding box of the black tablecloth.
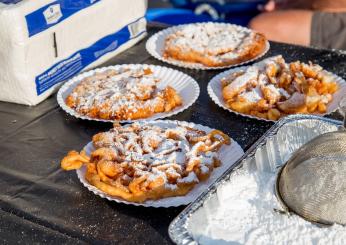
[0,25,345,244]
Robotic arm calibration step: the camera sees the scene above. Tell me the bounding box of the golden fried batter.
[61,123,231,203]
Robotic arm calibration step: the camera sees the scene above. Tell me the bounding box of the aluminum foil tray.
[169,115,343,244]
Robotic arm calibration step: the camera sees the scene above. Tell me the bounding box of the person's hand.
[263,0,276,11]
[258,0,275,12]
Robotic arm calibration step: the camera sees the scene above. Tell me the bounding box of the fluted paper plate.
[208,63,346,122]
[76,120,244,207]
[57,64,200,123]
[146,22,270,70]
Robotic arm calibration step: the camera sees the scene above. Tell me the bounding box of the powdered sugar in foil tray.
[184,116,346,245]
[191,168,346,245]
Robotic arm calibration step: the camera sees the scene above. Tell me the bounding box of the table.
[0,25,345,244]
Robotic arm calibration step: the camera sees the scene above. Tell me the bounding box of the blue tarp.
[147,0,266,26]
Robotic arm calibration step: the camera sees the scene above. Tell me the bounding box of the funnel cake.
[65,67,182,120]
[221,56,339,120]
[163,23,267,67]
[61,123,231,203]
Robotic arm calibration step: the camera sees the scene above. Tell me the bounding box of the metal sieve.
[275,97,346,225]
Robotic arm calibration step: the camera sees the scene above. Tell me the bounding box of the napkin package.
[0,0,147,105]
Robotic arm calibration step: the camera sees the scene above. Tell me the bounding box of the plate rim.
[207,60,346,122]
[145,22,270,70]
[75,119,244,208]
[57,64,200,123]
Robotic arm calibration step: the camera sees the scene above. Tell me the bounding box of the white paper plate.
[76,120,244,207]
[146,22,270,70]
[57,64,200,123]
[208,63,346,122]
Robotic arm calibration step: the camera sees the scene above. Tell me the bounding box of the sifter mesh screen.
[276,131,346,225]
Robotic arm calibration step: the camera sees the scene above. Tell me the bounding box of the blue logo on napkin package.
[25,0,101,37]
[43,4,63,25]
[35,17,146,95]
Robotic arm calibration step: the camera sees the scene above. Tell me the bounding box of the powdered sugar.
[92,123,226,191]
[222,66,259,98]
[165,22,264,65]
[77,120,244,207]
[178,172,199,184]
[194,166,346,245]
[217,55,342,121]
[66,67,180,120]
[170,23,248,56]
[279,88,290,98]
[240,89,263,103]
